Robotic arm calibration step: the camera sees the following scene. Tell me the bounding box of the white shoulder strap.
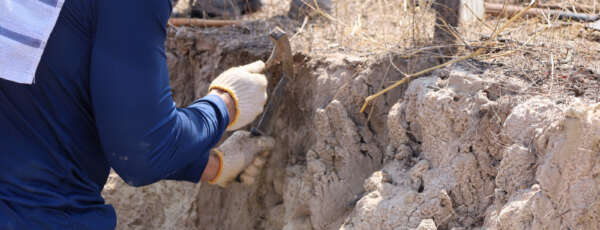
[0,0,65,84]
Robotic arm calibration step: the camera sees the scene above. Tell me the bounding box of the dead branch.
[485,3,600,22]
[536,3,599,13]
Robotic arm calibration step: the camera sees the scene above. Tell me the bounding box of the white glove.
[209,61,268,131]
[209,131,275,187]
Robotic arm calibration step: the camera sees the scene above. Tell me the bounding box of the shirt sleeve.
[89,0,229,186]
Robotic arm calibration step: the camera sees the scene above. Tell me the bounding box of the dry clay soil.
[102,17,600,230]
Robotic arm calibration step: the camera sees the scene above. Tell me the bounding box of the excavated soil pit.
[102,20,600,230]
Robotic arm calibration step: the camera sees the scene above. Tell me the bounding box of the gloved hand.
[209,61,268,131]
[209,131,275,187]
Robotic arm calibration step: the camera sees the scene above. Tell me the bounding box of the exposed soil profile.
[103,5,600,230]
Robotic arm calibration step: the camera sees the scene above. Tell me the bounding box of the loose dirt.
[102,1,600,229]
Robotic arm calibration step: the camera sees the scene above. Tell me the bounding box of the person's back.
[0,0,230,228]
[1,0,115,228]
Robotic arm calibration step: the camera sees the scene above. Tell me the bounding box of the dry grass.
[241,0,600,103]
[248,0,437,55]
[459,5,600,103]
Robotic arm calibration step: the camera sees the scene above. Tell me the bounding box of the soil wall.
[102,24,600,230]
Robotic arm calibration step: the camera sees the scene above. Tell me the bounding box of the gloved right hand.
[209,61,268,131]
[209,131,275,187]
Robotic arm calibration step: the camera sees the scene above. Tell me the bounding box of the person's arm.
[200,153,221,181]
[90,0,228,186]
[199,90,236,182]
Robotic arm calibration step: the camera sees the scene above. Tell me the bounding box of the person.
[0,0,273,229]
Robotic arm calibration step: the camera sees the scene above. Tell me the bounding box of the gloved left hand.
[209,131,275,187]
[209,61,268,131]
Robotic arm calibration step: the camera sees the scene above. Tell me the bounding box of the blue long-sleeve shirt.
[0,0,229,229]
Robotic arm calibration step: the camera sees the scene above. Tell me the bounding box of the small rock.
[288,0,332,19]
[191,0,262,18]
[415,219,437,230]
